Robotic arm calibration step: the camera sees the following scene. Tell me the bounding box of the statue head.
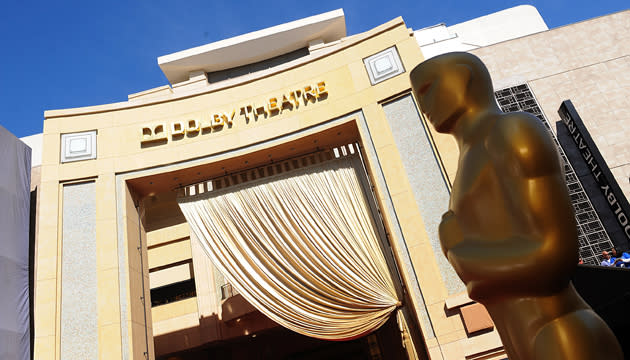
[410,52,497,133]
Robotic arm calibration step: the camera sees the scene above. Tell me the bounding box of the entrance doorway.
[125,122,422,359]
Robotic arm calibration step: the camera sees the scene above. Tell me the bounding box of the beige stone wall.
[469,10,630,200]
[528,57,630,201]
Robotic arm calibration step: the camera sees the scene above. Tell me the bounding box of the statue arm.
[446,114,578,297]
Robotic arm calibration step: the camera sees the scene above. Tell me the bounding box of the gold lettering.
[186,119,200,133]
[281,95,293,112]
[200,117,213,131]
[254,104,267,120]
[240,105,253,122]
[211,114,224,128]
[224,109,236,126]
[153,124,165,137]
[140,81,327,145]
[140,124,167,143]
[290,91,300,107]
[267,97,280,114]
[316,81,327,97]
[141,127,152,141]
[171,122,185,136]
[303,85,317,104]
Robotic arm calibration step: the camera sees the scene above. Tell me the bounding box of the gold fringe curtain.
[177,155,399,340]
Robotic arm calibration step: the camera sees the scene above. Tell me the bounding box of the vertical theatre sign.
[559,100,630,242]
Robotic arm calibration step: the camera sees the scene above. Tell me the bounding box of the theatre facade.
[34,6,630,360]
[35,10,507,360]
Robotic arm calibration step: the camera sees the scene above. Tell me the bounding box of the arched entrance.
[123,122,422,359]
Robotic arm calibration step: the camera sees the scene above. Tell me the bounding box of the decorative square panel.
[460,303,494,334]
[61,130,97,163]
[363,46,405,85]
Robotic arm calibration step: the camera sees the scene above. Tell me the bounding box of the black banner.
[559,100,630,243]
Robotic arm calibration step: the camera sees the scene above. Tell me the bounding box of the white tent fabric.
[178,155,399,340]
[0,125,31,360]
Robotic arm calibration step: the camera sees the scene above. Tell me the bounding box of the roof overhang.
[158,9,346,85]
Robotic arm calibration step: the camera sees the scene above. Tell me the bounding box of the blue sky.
[1,1,628,138]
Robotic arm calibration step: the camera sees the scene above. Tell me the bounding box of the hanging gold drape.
[177,155,399,340]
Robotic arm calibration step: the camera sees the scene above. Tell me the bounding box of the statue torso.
[450,132,518,241]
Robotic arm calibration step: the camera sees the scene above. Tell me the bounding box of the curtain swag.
[178,155,400,340]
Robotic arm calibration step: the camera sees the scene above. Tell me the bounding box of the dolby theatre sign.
[559,100,630,241]
[140,81,327,145]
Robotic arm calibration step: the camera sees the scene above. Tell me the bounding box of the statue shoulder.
[488,112,561,177]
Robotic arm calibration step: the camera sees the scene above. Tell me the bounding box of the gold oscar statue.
[409,52,622,360]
